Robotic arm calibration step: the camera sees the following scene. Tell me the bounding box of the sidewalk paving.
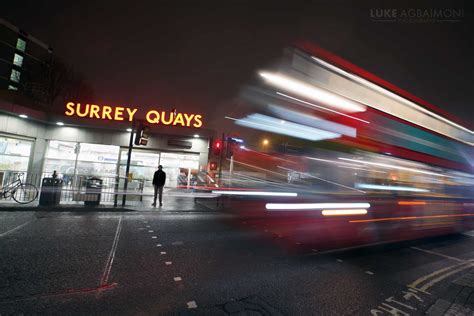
[0,195,219,212]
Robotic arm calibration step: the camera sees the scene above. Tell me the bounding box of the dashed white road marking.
[365,271,374,275]
[462,230,474,237]
[152,236,157,239]
[411,247,466,263]
[165,261,172,265]
[171,241,183,246]
[187,301,197,309]
[0,220,33,238]
[156,244,162,247]
[174,277,182,281]
[160,251,167,255]
[336,259,343,263]
[311,249,318,253]
[146,225,151,228]
[148,230,154,233]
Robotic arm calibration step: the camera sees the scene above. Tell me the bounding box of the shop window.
[13,53,23,67]
[159,152,199,188]
[44,141,120,179]
[0,137,32,172]
[76,143,119,177]
[10,69,21,83]
[44,141,77,179]
[16,38,26,52]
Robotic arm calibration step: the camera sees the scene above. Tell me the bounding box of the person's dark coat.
[153,170,166,186]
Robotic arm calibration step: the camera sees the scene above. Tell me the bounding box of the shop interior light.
[56,122,64,126]
[19,114,28,118]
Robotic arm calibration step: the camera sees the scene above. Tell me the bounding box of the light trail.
[266,202,370,210]
[212,190,297,197]
[322,209,368,216]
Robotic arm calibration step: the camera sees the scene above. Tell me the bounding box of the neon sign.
[65,102,203,128]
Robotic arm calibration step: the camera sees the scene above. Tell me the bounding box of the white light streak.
[277,92,370,124]
[266,202,370,210]
[322,209,368,216]
[311,55,474,135]
[233,113,341,141]
[259,71,366,113]
[355,183,429,192]
[213,190,297,197]
[338,157,451,178]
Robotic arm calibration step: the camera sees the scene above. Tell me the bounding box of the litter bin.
[39,178,63,206]
[84,177,103,206]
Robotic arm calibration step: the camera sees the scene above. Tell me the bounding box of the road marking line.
[146,225,151,228]
[100,216,123,286]
[408,262,470,289]
[148,230,154,233]
[174,277,182,281]
[463,231,474,237]
[171,241,183,246]
[420,263,474,291]
[187,301,197,309]
[311,249,318,252]
[156,244,162,247]
[160,251,167,255]
[365,271,374,275]
[152,236,157,239]
[337,259,343,263]
[165,261,172,265]
[0,220,33,238]
[411,247,466,262]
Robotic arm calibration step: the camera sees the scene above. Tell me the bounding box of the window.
[8,85,18,91]
[44,141,120,178]
[16,38,26,52]
[0,137,32,172]
[10,69,21,83]
[13,53,23,67]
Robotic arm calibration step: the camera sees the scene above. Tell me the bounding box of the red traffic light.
[213,140,222,155]
[209,161,217,170]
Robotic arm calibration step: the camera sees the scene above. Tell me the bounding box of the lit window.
[16,38,26,52]
[8,85,18,91]
[10,69,21,83]
[13,53,23,67]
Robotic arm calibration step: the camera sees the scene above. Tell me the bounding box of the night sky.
[5,0,473,131]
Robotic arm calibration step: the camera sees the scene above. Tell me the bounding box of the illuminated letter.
[160,111,174,125]
[90,104,101,119]
[114,107,124,121]
[146,110,160,124]
[173,113,185,126]
[193,115,203,128]
[126,108,138,122]
[76,103,90,117]
[102,106,113,120]
[65,102,75,116]
[183,113,195,126]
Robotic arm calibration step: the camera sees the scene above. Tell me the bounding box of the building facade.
[0,18,52,94]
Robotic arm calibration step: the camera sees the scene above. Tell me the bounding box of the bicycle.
[1,172,38,204]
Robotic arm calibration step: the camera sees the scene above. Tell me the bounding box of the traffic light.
[213,140,222,156]
[209,161,217,170]
[134,123,150,146]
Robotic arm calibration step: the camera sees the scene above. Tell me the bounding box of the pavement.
[2,203,474,315]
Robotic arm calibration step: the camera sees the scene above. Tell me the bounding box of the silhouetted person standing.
[152,165,166,207]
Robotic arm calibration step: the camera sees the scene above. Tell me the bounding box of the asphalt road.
[1,209,474,315]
